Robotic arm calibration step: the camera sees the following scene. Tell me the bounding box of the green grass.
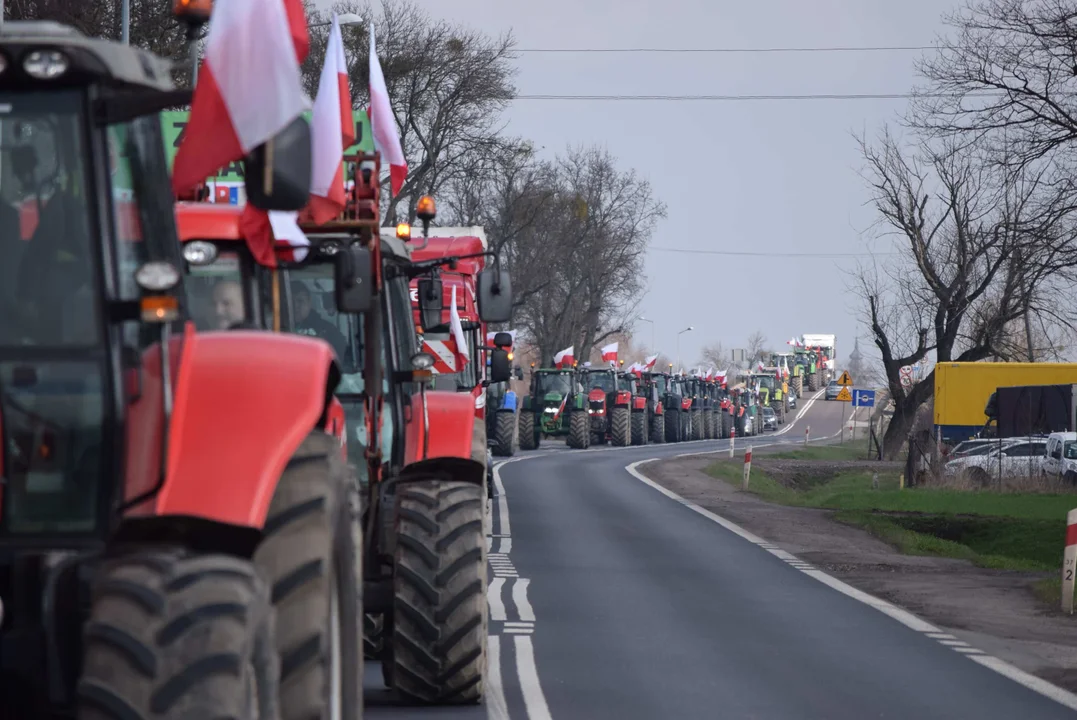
[706,457,1075,573]
[767,445,871,462]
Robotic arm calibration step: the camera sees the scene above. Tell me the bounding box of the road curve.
[366,392,1077,718]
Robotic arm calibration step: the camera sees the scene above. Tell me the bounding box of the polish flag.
[757,360,765,371]
[307,14,355,223]
[643,354,658,370]
[553,346,574,369]
[238,207,310,266]
[172,0,310,195]
[369,26,407,195]
[449,285,469,369]
[601,342,618,366]
[787,337,799,346]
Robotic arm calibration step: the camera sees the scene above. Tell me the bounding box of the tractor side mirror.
[417,277,443,331]
[244,116,312,211]
[492,331,513,348]
[334,246,373,314]
[477,268,512,323]
[490,348,511,384]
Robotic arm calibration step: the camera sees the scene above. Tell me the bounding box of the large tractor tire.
[807,373,818,392]
[650,413,665,444]
[79,552,277,719]
[792,375,803,397]
[706,411,716,439]
[611,407,631,446]
[518,412,538,450]
[630,411,648,445]
[721,412,732,439]
[664,410,679,443]
[365,613,385,660]
[567,410,589,448]
[254,432,362,720]
[491,411,516,457]
[390,479,487,704]
[691,409,703,441]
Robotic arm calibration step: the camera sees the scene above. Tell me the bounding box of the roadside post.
[1064,509,1077,614]
[804,425,810,446]
[851,388,876,453]
[836,370,854,443]
[729,422,735,459]
[743,446,752,490]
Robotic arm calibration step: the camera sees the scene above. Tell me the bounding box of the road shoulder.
[644,452,1077,692]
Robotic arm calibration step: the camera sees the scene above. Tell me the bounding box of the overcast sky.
[324,0,962,371]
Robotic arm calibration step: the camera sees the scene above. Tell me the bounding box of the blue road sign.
[852,389,876,408]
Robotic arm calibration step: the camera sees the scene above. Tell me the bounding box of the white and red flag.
[643,354,659,370]
[553,346,575,369]
[307,13,355,223]
[601,342,619,366]
[449,285,469,369]
[368,25,407,195]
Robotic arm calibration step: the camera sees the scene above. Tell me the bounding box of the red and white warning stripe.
[422,339,459,374]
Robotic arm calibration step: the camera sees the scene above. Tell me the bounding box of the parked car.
[944,437,1047,485]
[762,406,777,431]
[1041,432,1077,485]
[944,438,996,459]
[824,380,842,401]
[787,389,798,410]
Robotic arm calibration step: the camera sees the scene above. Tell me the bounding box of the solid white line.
[624,458,1077,712]
[499,538,513,554]
[485,635,510,720]
[513,578,535,622]
[487,577,507,622]
[515,636,553,720]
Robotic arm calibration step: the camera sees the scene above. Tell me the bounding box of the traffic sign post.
[835,381,853,443]
[837,370,853,387]
[852,389,875,408]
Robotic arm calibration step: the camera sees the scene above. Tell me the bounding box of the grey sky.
[327,0,961,369]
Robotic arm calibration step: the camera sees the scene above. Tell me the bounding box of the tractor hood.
[542,392,564,405]
[588,388,606,403]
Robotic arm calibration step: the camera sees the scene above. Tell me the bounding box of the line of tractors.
[0,9,519,719]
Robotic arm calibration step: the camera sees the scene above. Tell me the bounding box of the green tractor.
[518,365,589,449]
[750,372,785,424]
[792,348,820,394]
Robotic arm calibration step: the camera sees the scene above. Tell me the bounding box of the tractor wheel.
[792,376,803,397]
[253,431,362,720]
[631,411,648,445]
[364,613,385,660]
[491,411,516,457]
[650,413,665,444]
[721,413,732,439]
[390,479,487,704]
[567,410,589,449]
[78,551,277,720]
[705,411,715,439]
[610,407,631,446]
[691,410,704,441]
[518,412,538,450]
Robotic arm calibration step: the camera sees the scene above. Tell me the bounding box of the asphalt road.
[365,393,1077,718]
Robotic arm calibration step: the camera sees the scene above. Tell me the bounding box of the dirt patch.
[753,458,902,490]
[644,452,1077,692]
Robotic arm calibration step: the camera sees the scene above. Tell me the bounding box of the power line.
[516,44,945,54]
[514,90,1003,101]
[649,246,898,258]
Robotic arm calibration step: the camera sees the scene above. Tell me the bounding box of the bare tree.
[305,0,517,224]
[854,128,1061,457]
[699,341,731,371]
[746,331,769,365]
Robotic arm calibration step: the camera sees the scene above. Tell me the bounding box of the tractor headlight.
[183,241,218,266]
[24,50,69,79]
[544,408,557,414]
[135,261,181,292]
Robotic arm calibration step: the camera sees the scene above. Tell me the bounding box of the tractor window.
[285,266,353,368]
[538,373,572,396]
[185,252,248,330]
[0,360,105,533]
[585,372,615,392]
[106,122,144,299]
[0,91,99,346]
[652,375,667,394]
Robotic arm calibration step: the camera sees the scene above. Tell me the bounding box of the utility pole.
[1017,248,1035,361]
[122,0,130,44]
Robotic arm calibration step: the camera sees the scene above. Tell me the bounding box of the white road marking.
[515,636,553,720]
[513,578,535,622]
[505,621,534,627]
[500,538,513,553]
[625,458,1077,713]
[485,635,511,720]
[505,627,535,634]
[488,578,507,622]
[927,632,956,639]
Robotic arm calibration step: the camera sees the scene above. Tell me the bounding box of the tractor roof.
[408,228,487,254]
[175,202,412,263]
[0,21,174,91]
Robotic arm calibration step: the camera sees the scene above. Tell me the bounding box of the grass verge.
[707,453,1074,572]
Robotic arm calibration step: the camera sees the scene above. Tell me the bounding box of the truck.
[935,362,1077,444]
[801,333,837,385]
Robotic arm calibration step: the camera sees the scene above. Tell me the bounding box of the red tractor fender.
[681,398,693,411]
[632,396,647,411]
[614,390,631,406]
[654,401,664,415]
[404,390,477,464]
[124,326,337,529]
[325,396,347,460]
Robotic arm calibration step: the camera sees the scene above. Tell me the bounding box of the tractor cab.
[519,366,588,449]
[580,367,632,446]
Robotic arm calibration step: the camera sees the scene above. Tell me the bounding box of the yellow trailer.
[934,362,1077,443]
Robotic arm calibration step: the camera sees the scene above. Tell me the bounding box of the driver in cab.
[291,282,347,360]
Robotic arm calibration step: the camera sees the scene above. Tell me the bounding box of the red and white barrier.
[1064,509,1077,614]
[729,423,736,458]
[743,445,753,489]
[805,425,810,446]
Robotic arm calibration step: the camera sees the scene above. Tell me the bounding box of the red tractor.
[580,367,632,446]
[619,369,651,445]
[0,16,363,720]
[173,159,512,703]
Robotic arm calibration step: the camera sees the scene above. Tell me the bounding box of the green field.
[707,447,1076,572]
